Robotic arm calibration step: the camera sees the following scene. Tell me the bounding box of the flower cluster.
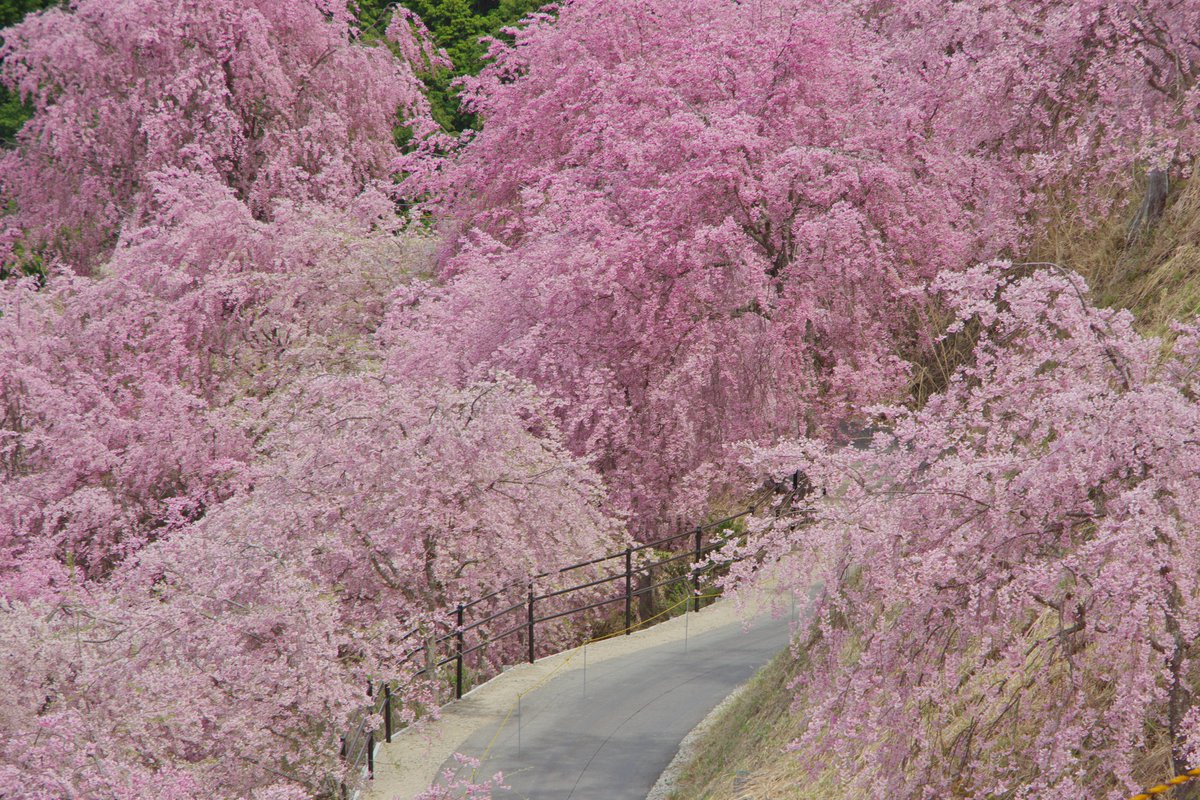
[736,263,1200,797]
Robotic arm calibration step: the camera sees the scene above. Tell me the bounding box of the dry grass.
[905,303,981,410]
[668,174,1200,799]
[672,616,1182,800]
[1029,170,1200,335]
[909,169,1200,408]
[664,650,827,800]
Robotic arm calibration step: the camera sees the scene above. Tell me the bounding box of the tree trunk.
[637,564,654,624]
[424,629,437,681]
[1165,578,1200,800]
[1127,168,1169,244]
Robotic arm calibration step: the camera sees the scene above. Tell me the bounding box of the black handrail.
[458,598,528,632]
[533,593,626,626]
[336,502,766,792]
[462,583,521,611]
[540,548,625,574]
[480,619,529,644]
[628,527,694,554]
[534,570,625,602]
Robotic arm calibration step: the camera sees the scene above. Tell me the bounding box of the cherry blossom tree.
[0,170,421,598]
[393,0,1200,540]
[5,1,1200,796]
[0,0,441,270]
[732,263,1200,798]
[248,368,624,662]
[0,0,624,788]
[0,1,611,796]
[858,0,1200,184]
[0,363,618,798]
[0,173,622,795]
[0,535,361,800]
[392,0,1035,536]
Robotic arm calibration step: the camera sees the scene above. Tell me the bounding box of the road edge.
[644,673,756,800]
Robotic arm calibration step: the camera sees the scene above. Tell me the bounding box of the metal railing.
[335,504,764,795]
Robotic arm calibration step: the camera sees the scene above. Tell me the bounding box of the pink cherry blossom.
[733,263,1200,798]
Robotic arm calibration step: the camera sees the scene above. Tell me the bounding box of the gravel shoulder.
[644,677,754,800]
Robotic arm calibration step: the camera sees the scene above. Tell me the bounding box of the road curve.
[439,607,793,799]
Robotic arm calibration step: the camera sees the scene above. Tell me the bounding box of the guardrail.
[335,503,765,796]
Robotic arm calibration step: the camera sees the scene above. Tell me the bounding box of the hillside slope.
[667,178,1200,800]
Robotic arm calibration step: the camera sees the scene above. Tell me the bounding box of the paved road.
[438,608,793,799]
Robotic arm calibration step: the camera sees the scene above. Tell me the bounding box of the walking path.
[367,589,796,800]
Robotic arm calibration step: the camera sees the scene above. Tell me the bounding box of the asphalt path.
[438,607,793,799]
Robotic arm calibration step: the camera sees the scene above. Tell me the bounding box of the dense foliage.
[3,0,1200,797]
[358,0,542,131]
[734,263,1200,798]
[396,0,1200,538]
[0,0,56,145]
[0,0,55,27]
[0,2,620,797]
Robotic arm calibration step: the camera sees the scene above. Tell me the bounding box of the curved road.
[437,608,793,799]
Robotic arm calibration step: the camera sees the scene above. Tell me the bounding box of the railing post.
[384,684,393,743]
[693,526,702,610]
[527,582,535,663]
[366,681,374,778]
[456,603,465,699]
[624,547,632,634]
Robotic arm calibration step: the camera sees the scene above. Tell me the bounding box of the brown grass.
[1029,170,1200,335]
[664,650,824,800]
[670,172,1200,799]
[673,613,1182,800]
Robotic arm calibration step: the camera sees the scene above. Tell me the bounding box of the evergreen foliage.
[358,0,542,131]
[0,0,57,145]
